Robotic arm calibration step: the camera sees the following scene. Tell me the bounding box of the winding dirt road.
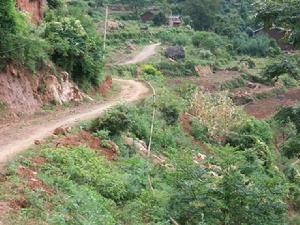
[0,43,160,167]
[120,43,160,65]
[0,79,149,167]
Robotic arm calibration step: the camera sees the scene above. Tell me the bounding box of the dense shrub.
[157,27,193,45]
[192,31,226,52]
[152,12,167,26]
[277,73,299,87]
[233,33,280,57]
[42,147,128,202]
[157,61,197,76]
[157,93,182,125]
[90,105,131,136]
[0,0,49,71]
[262,59,300,83]
[281,135,300,159]
[219,77,246,90]
[47,0,64,9]
[274,105,300,132]
[190,118,209,142]
[227,118,273,149]
[141,64,163,80]
[44,16,103,89]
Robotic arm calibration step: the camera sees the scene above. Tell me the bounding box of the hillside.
[1,0,300,224]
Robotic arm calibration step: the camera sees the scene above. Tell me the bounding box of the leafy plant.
[90,105,131,136]
[189,90,243,139]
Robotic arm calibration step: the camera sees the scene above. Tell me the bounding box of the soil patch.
[55,131,118,160]
[244,88,300,119]
[199,70,241,91]
[17,166,53,195]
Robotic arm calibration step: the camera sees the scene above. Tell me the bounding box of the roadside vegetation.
[1,0,300,224]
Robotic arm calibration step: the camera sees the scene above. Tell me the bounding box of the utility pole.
[103,5,109,52]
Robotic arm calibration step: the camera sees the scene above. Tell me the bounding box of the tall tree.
[255,0,300,47]
[183,0,221,30]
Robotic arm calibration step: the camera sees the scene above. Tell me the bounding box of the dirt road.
[0,79,149,167]
[120,43,161,65]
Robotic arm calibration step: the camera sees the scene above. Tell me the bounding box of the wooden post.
[103,5,109,52]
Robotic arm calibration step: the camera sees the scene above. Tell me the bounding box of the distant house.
[168,16,182,27]
[16,0,44,24]
[141,11,156,22]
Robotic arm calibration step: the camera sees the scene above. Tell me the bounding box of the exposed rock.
[247,82,259,89]
[53,126,71,136]
[165,45,185,60]
[126,42,136,51]
[44,72,93,105]
[34,140,42,145]
[16,0,44,24]
[107,20,124,31]
[0,65,42,114]
[0,64,93,115]
[123,135,166,165]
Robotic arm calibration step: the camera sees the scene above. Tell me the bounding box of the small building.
[141,10,156,22]
[168,16,182,27]
[16,0,44,24]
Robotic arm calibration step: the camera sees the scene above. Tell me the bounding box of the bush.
[47,0,64,9]
[141,64,163,80]
[157,92,182,125]
[277,73,299,87]
[44,16,103,89]
[0,0,49,71]
[192,31,226,52]
[90,105,131,136]
[42,147,128,202]
[262,59,300,83]
[190,119,209,142]
[274,104,300,132]
[233,33,280,57]
[227,118,273,149]
[189,90,242,139]
[152,12,167,26]
[281,135,300,159]
[157,61,197,76]
[219,77,246,90]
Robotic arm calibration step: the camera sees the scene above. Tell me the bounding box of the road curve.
[120,43,161,65]
[0,79,150,167]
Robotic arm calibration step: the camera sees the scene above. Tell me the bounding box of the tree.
[44,16,103,88]
[183,0,221,30]
[255,0,300,47]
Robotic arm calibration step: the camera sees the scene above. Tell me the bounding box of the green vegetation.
[0,0,104,88]
[1,0,300,224]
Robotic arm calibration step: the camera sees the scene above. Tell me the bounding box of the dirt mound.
[55,131,101,149]
[0,64,92,115]
[55,131,118,160]
[17,165,53,194]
